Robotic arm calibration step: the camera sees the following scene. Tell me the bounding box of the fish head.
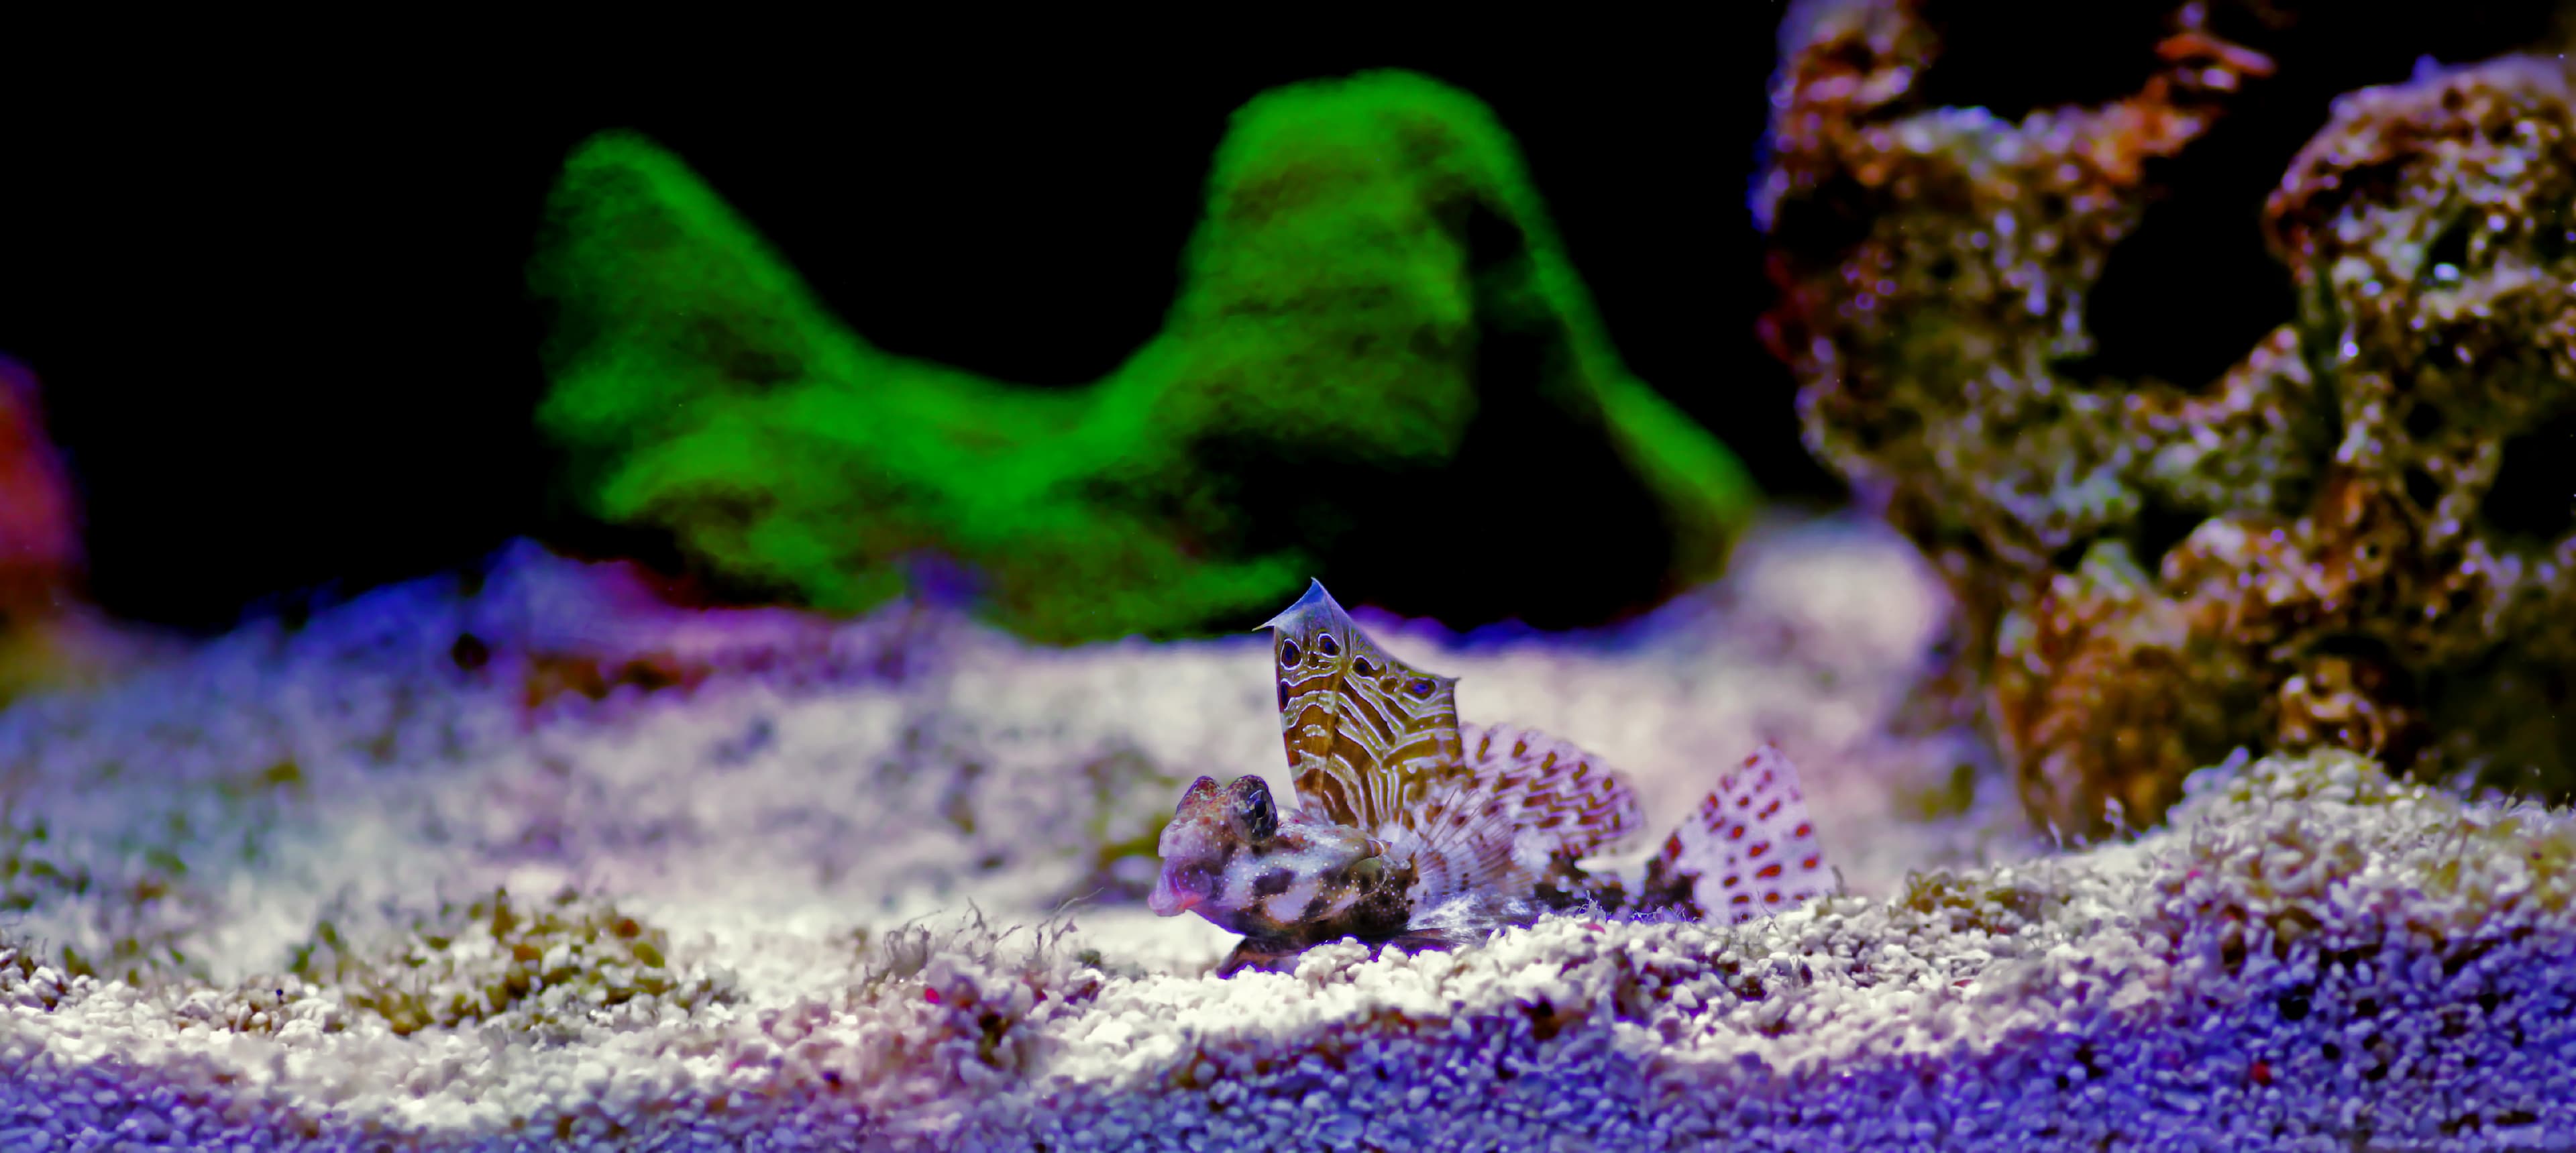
[1149,773,1381,936]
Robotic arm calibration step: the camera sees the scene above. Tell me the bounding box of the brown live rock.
[1759,0,2576,836]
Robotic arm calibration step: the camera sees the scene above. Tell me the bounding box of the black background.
[3,5,2561,632]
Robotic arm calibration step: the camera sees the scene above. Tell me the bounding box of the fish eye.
[1353,656,1377,676]
[1405,678,1436,700]
[1233,777,1278,840]
[1317,634,1340,657]
[1279,639,1301,667]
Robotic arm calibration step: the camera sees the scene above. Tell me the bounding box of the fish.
[1150,580,1836,976]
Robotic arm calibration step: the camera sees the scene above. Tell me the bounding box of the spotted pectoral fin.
[1389,795,1529,910]
[1265,580,1470,830]
[1391,723,1649,910]
[1643,743,1833,924]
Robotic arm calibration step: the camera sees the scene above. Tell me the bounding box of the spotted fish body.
[1149,774,1415,948]
[1152,580,1835,975]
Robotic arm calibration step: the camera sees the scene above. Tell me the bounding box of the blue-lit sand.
[1,517,2567,1150]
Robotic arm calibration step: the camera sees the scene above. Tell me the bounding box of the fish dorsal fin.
[1646,744,1832,924]
[1456,722,1650,864]
[1385,721,1650,910]
[1264,580,1470,831]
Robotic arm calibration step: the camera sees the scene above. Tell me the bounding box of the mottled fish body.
[1152,580,1836,975]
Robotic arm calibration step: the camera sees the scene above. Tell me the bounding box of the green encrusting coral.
[531,70,1758,642]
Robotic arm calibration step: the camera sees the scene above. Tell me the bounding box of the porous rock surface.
[1758,0,2576,837]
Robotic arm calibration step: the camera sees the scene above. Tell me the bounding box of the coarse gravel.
[4,516,2561,1150]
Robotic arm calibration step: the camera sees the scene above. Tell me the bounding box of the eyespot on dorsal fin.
[1644,743,1833,924]
[1260,581,1468,831]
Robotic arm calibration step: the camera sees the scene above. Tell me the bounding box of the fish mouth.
[1148,875,1204,918]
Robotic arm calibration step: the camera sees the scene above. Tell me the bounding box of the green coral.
[531,69,1758,643]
